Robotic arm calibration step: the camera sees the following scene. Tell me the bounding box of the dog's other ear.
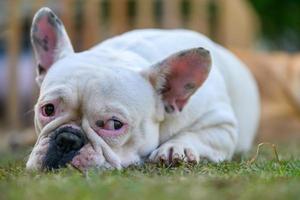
[144,47,212,113]
[31,7,74,85]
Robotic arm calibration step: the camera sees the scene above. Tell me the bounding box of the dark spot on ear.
[56,18,62,25]
[49,11,55,19]
[32,35,49,52]
[42,35,49,51]
[164,104,175,113]
[47,15,56,27]
[178,51,187,57]
[47,12,62,27]
[184,83,196,91]
[43,35,49,43]
[196,47,210,57]
[38,64,46,75]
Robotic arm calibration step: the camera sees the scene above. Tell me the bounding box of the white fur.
[27,12,260,170]
[96,29,260,156]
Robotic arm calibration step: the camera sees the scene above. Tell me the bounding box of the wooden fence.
[4,0,259,131]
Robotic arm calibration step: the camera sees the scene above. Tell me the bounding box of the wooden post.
[187,0,209,35]
[162,0,181,28]
[109,0,129,36]
[6,0,22,129]
[135,0,155,28]
[60,0,76,48]
[82,0,102,49]
[215,0,259,48]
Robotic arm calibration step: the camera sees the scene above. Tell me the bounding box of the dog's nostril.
[55,132,84,153]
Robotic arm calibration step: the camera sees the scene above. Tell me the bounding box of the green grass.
[0,143,299,200]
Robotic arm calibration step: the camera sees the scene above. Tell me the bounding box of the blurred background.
[0,0,300,151]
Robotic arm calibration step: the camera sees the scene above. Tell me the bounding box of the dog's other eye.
[103,119,123,130]
[42,103,55,117]
[93,117,127,138]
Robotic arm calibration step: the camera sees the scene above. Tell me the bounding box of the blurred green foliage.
[250,0,300,51]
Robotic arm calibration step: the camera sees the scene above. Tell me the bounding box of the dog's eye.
[42,103,55,117]
[103,119,123,130]
[93,117,127,138]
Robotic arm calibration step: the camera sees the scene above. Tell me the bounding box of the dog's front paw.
[148,142,199,165]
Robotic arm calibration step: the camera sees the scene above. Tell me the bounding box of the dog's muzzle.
[43,126,86,170]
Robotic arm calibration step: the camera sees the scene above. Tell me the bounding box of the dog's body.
[26,8,260,171]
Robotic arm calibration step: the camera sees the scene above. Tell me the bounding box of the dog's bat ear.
[144,47,212,113]
[31,7,74,85]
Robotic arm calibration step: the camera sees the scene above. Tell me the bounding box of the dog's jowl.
[26,7,260,171]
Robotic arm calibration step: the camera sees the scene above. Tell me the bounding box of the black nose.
[43,127,86,170]
[55,132,83,153]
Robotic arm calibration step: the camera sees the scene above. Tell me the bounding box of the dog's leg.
[149,122,238,164]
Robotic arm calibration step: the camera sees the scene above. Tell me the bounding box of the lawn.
[0,142,299,200]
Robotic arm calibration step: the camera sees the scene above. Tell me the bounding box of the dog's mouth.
[42,126,86,170]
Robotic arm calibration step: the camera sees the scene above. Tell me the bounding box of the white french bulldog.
[26,7,260,171]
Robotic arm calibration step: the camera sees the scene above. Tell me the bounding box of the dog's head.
[26,8,211,171]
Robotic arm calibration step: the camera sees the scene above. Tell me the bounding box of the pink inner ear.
[161,49,211,112]
[32,15,58,71]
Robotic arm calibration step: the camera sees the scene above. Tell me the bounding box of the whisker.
[24,108,35,116]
